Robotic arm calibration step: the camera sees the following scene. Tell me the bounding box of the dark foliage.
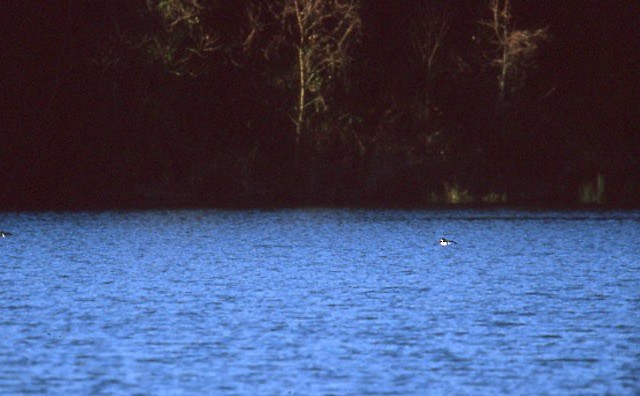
[1,1,638,209]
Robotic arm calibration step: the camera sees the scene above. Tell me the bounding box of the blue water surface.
[1,209,639,395]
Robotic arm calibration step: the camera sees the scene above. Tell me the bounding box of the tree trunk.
[295,46,306,167]
[497,0,510,106]
[293,1,307,172]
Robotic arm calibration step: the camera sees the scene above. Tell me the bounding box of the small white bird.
[439,238,456,246]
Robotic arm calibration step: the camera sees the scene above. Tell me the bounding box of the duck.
[439,237,456,246]
[0,231,13,237]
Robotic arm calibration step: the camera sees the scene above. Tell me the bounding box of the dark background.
[2,1,638,210]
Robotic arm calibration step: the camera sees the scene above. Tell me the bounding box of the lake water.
[0,209,638,395]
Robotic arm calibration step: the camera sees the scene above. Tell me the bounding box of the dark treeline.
[2,1,638,209]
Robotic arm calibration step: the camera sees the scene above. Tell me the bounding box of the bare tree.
[145,0,361,162]
[143,0,225,76]
[274,0,361,163]
[137,0,361,194]
[412,1,448,117]
[481,0,548,105]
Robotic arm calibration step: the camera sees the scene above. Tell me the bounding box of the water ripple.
[0,209,638,394]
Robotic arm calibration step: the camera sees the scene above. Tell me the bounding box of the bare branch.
[481,0,548,103]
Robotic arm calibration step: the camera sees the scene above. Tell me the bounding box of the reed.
[443,182,474,204]
[481,191,507,203]
[579,172,605,204]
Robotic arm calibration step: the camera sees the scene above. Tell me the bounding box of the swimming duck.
[439,238,456,246]
[0,231,12,237]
